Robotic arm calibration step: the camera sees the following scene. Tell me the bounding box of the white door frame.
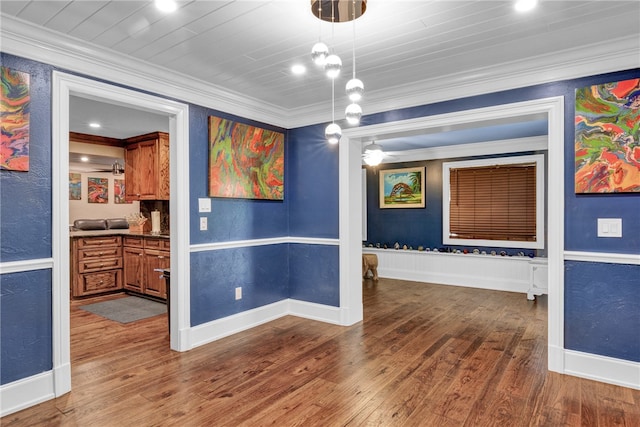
[52,72,191,396]
[340,96,565,373]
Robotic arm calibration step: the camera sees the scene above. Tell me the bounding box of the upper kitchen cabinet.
[124,132,170,200]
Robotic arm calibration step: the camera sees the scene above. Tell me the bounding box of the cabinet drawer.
[77,236,122,248]
[78,246,122,261]
[144,238,170,250]
[79,270,122,294]
[79,257,123,273]
[123,236,144,248]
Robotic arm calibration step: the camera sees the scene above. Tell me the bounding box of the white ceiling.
[1,0,639,149]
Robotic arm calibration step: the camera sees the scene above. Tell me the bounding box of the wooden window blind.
[449,163,536,242]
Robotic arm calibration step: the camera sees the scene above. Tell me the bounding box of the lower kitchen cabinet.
[144,249,170,298]
[123,246,145,293]
[71,235,123,298]
[123,236,169,299]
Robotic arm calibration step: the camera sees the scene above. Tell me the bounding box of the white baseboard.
[287,299,343,325]
[563,349,640,390]
[189,299,344,350]
[0,371,55,417]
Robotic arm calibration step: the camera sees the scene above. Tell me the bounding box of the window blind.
[449,163,536,242]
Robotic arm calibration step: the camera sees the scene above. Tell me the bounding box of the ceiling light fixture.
[291,64,306,75]
[514,0,538,12]
[89,122,101,128]
[155,0,177,13]
[363,141,384,166]
[311,0,367,143]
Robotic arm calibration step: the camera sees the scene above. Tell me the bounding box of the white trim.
[1,15,636,128]
[344,96,566,374]
[381,135,548,164]
[442,154,545,250]
[564,251,640,265]
[564,350,640,390]
[0,372,54,417]
[189,299,342,349]
[0,258,53,274]
[189,236,339,252]
[51,72,191,404]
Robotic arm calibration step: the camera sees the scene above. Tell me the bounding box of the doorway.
[340,96,566,374]
[52,71,191,397]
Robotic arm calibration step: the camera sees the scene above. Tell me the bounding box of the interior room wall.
[364,151,546,256]
[68,171,140,224]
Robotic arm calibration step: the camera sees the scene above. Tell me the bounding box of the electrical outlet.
[235,287,242,300]
[200,217,207,231]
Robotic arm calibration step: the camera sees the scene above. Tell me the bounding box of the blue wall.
[346,68,640,362]
[364,153,543,256]
[565,261,640,362]
[0,47,638,389]
[0,54,54,384]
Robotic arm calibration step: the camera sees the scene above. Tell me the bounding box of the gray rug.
[80,296,166,324]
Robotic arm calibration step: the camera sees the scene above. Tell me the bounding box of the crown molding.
[1,14,638,129]
[0,14,289,128]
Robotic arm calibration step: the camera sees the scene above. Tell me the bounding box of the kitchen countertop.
[70,229,170,239]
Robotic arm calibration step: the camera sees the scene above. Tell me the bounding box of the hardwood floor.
[3,280,639,426]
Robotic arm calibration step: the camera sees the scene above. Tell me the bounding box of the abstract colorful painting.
[379,166,425,208]
[114,179,130,204]
[575,78,640,193]
[1,66,30,171]
[69,173,81,200]
[208,116,284,200]
[87,177,108,204]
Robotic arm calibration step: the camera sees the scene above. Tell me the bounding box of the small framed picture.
[379,166,425,208]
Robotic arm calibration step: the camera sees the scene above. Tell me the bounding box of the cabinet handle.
[99,280,104,284]
[158,256,164,259]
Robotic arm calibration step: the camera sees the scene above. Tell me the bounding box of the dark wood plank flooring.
[3,279,639,426]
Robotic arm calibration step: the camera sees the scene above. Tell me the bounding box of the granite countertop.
[70,229,170,239]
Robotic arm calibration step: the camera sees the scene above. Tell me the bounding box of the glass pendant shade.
[324,54,342,79]
[325,122,342,144]
[311,42,329,66]
[363,142,384,166]
[346,78,364,102]
[345,102,362,125]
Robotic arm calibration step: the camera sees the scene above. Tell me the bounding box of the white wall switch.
[235,287,242,300]
[200,217,207,231]
[597,218,622,238]
[198,198,211,213]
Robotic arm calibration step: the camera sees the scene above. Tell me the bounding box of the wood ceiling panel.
[67,1,147,42]
[0,1,30,16]
[44,1,109,34]
[11,0,71,26]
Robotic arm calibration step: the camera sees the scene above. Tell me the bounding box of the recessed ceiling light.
[514,0,538,12]
[155,0,177,13]
[291,64,306,75]
[80,156,89,162]
[89,122,101,128]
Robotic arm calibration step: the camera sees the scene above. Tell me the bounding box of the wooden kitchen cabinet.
[71,236,123,298]
[124,131,169,201]
[123,246,145,293]
[123,236,169,299]
[144,249,170,299]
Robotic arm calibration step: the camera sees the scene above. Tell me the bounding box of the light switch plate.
[198,198,211,213]
[597,218,622,238]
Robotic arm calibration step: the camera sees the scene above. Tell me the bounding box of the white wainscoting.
[363,248,544,294]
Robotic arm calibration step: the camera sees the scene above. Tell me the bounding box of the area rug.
[80,296,166,324]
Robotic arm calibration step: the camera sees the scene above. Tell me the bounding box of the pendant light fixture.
[311,2,328,66]
[325,78,342,144]
[310,1,367,143]
[345,0,364,125]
